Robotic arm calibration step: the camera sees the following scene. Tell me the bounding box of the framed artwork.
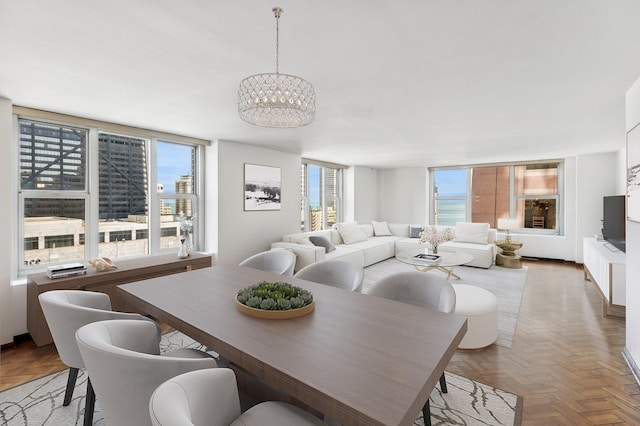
[627,123,640,222]
[244,163,281,211]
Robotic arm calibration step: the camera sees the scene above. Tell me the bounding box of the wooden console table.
[27,252,212,346]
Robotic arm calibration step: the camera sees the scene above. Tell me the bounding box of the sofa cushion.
[409,225,423,238]
[336,222,368,244]
[309,235,336,253]
[372,220,392,236]
[325,246,365,267]
[344,237,399,266]
[454,222,490,245]
[387,223,410,237]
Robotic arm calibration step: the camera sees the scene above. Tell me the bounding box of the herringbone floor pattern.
[1,260,639,424]
[448,260,640,425]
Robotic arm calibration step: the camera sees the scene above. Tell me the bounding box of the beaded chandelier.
[238,7,316,128]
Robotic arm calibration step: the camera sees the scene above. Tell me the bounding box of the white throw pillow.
[454,222,490,245]
[336,221,368,244]
[371,220,392,236]
[291,235,313,245]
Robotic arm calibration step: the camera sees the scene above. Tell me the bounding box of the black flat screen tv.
[602,195,626,252]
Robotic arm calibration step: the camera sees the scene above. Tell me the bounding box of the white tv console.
[583,237,626,317]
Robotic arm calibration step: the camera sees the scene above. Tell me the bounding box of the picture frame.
[628,123,640,222]
[244,163,282,211]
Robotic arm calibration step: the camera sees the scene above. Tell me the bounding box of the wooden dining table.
[117,264,467,426]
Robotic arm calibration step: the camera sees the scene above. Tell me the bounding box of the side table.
[496,240,523,269]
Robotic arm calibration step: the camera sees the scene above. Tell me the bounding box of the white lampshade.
[497,218,519,230]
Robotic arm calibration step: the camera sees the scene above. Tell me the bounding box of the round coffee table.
[396,249,474,280]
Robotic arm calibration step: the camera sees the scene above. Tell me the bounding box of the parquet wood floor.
[1,260,639,424]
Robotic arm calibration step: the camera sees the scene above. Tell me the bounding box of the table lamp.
[497,218,519,242]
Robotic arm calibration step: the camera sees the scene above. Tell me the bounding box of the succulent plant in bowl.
[236,281,314,311]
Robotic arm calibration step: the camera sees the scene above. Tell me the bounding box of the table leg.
[414,265,461,280]
[437,266,460,280]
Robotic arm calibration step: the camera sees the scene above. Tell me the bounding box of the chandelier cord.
[273,7,281,74]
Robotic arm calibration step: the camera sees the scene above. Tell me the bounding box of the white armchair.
[39,290,156,426]
[149,368,325,426]
[367,271,457,426]
[294,259,364,292]
[76,319,217,426]
[239,249,296,276]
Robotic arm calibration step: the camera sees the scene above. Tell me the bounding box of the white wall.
[377,167,427,224]
[574,152,620,263]
[346,166,378,223]
[0,97,16,345]
[625,75,640,379]
[214,140,301,267]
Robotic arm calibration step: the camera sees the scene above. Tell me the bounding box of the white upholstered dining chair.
[76,319,218,426]
[294,259,364,292]
[149,368,325,426]
[367,271,457,426]
[39,290,156,426]
[239,249,296,276]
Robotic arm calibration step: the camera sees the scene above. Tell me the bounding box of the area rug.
[363,259,528,348]
[0,331,522,426]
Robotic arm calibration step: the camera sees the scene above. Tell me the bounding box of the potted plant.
[235,281,315,319]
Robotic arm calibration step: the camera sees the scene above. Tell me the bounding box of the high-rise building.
[157,183,173,215]
[98,133,147,220]
[175,175,193,216]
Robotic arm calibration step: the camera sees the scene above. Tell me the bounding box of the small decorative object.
[177,239,189,259]
[88,257,117,271]
[419,225,455,255]
[497,218,520,242]
[235,281,315,319]
[178,212,195,254]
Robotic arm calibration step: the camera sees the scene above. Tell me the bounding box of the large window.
[17,111,206,274]
[301,161,344,231]
[431,162,563,234]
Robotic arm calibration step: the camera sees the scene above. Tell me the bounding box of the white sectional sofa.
[271,221,498,272]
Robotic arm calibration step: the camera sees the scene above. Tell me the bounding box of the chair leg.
[63,367,79,406]
[83,378,96,426]
[422,399,431,426]
[439,372,448,393]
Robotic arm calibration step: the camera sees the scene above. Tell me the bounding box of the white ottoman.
[452,284,498,349]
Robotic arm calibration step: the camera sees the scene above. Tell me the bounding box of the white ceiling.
[2,0,640,168]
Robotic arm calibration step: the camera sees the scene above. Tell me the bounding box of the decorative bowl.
[235,281,314,319]
[235,297,315,319]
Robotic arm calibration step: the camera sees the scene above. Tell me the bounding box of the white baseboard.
[622,347,640,386]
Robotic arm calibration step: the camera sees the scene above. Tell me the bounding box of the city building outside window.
[301,161,344,231]
[431,162,563,235]
[17,112,205,274]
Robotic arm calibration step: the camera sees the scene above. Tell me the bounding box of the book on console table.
[46,262,87,279]
[413,253,441,264]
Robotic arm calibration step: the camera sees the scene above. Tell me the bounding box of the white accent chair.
[294,259,364,292]
[239,249,296,276]
[76,319,217,426]
[38,290,156,426]
[367,271,457,426]
[149,368,325,426]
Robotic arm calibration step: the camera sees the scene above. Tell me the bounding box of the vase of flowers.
[178,212,195,255]
[419,225,455,254]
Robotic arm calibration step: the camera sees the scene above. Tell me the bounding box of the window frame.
[300,160,345,231]
[15,109,208,276]
[430,160,564,236]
